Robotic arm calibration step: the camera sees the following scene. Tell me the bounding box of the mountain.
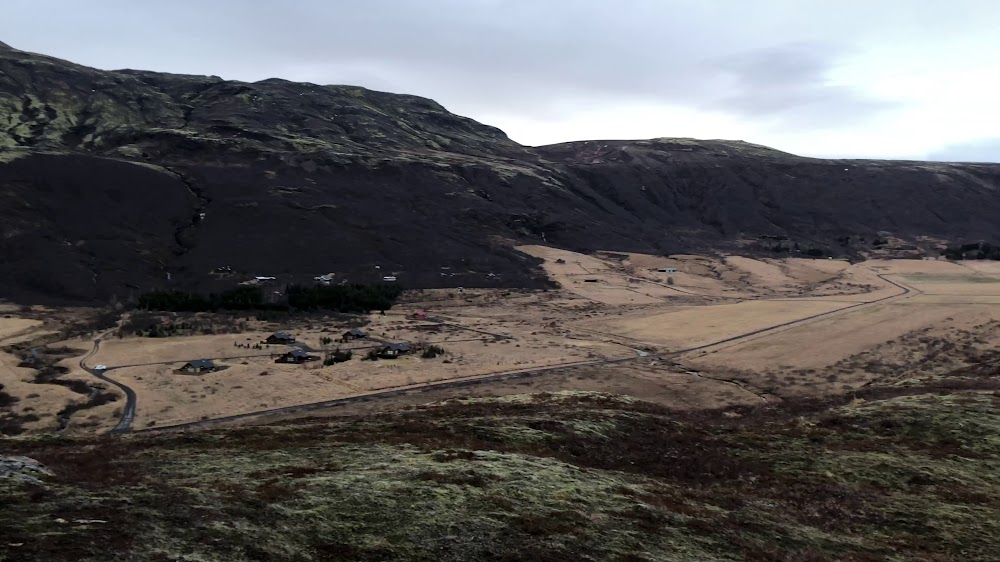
[3,42,1000,303]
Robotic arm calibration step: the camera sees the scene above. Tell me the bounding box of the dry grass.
[0,317,42,341]
[594,300,849,349]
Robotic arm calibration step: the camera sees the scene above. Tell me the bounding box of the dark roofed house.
[276,349,319,364]
[341,328,368,342]
[378,342,412,359]
[266,331,295,345]
[179,359,218,374]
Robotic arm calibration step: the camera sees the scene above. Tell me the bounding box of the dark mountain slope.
[2,43,1000,303]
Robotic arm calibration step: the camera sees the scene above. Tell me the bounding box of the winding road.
[79,336,137,434]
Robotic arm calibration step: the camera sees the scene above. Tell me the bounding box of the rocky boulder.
[0,455,53,485]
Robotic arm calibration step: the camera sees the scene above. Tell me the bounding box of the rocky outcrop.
[0,455,53,485]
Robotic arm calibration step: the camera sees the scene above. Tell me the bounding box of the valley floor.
[4,250,1000,433]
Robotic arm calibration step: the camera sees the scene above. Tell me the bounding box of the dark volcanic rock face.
[2,43,1000,303]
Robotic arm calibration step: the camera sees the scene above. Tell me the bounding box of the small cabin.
[276,349,319,364]
[657,267,678,273]
[179,359,219,374]
[378,343,412,359]
[266,331,296,345]
[341,328,368,342]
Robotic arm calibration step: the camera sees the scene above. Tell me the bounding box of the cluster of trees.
[768,244,826,256]
[942,242,1000,261]
[138,287,270,312]
[138,283,403,314]
[324,349,353,365]
[141,323,204,338]
[421,345,447,359]
[122,312,248,338]
[285,284,403,313]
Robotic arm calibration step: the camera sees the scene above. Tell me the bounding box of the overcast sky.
[3,0,999,161]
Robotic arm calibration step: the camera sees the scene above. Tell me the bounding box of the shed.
[179,359,218,374]
[266,331,296,344]
[657,267,678,273]
[341,328,368,342]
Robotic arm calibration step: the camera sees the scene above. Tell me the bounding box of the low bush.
[421,345,447,359]
[324,349,353,365]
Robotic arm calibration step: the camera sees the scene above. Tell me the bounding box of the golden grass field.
[5,250,1000,433]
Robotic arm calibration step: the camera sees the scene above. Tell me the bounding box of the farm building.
[341,328,368,342]
[276,349,319,364]
[657,267,678,273]
[266,331,296,344]
[179,359,219,374]
[378,343,412,359]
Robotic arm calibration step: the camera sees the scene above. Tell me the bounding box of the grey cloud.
[707,43,895,127]
[927,139,1000,163]
[0,1,882,123]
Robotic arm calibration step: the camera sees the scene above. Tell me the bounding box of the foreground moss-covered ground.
[3,379,1000,561]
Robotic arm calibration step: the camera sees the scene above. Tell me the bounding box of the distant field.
[685,302,970,372]
[902,274,1000,295]
[0,317,41,342]
[594,300,850,349]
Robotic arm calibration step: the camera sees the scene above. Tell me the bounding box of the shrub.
[324,349,353,365]
[364,349,381,361]
[422,345,447,359]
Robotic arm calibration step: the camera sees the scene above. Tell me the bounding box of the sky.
[3,0,999,161]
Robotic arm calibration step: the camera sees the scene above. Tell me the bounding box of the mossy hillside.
[147,443,723,562]
[3,389,1000,561]
[823,393,1000,454]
